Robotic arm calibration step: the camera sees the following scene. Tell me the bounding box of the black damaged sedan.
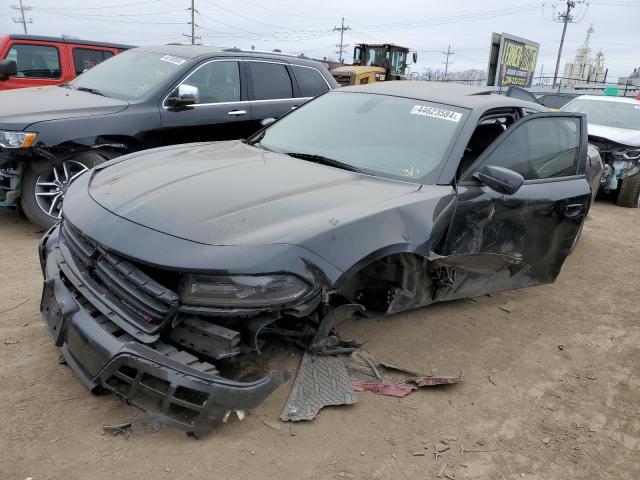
[39,82,593,436]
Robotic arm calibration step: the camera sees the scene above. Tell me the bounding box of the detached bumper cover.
[40,227,287,436]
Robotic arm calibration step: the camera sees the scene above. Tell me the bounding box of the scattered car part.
[351,379,414,397]
[281,352,357,422]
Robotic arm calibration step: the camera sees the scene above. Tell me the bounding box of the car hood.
[88,141,420,246]
[0,85,128,131]
[588,123,640,148]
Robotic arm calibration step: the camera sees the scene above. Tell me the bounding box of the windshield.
[258,91,467,183]
[563,98,640,131]
[69,50,190,101]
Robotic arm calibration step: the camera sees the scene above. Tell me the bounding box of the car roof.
[573,94,640,105]
[6,34,132,50]
[339,81,544,110]
[135,44,321,65]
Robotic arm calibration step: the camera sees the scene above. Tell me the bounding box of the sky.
[1,0,638,81]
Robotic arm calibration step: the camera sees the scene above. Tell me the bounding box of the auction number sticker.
[410,105,462,122]
[160,55,186,66]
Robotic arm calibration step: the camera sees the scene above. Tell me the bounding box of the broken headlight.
[613,149,640,161]
[180,274,311,307]
[0,131,37,149]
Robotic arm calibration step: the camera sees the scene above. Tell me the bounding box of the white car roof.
[574,95,640,105]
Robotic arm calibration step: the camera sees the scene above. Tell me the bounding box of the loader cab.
[353,44,411,79]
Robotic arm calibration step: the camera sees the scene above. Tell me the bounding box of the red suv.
[0,34,130,91]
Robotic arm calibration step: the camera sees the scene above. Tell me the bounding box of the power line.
[37,0,163,10]
[333,17,350,64]
[11,1,32,34]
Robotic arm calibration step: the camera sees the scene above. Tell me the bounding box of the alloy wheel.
[34,160,90,219]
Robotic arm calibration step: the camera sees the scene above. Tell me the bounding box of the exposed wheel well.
[337,252,434,315]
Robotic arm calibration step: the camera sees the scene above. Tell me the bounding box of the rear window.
[73,48,114,76]
[293,65,330,97]
[249,62,293,100]
[7,44,61,79]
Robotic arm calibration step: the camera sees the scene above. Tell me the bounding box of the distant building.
[561,25,607,87]
[618,67,640,87]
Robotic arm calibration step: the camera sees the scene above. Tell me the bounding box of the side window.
[474,117,580,180]
[73,48,114,76]
[7,44,61,79]
[249,62,293,100]
[293,66,329,97]
[182,61,240,104]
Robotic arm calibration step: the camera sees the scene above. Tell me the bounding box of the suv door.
[159,59,253,144]
[1,41,68,90]
[246,60,299,125]
[443,112,590,297]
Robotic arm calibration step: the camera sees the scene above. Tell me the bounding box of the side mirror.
[260,117,276,127]
[412,52,417,64]
[0,59,18,80]
[169,84,199,106]
[474,165,524,195]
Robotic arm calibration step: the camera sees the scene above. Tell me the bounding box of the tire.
[616,172,640,208]
[20,152,108,230]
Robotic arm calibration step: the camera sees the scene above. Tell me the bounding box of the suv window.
[293,65,329,97]
[73,48,114,76]
[183,61,240,104]
[249,62,292,100]
[7,44,61,79]
[474,117,580,180]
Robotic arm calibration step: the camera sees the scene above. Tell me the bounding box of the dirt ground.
[1,201,638,480]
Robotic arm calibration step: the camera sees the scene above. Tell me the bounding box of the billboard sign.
[487,32,539,88]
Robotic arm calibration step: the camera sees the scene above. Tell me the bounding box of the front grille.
[61,220,179,327]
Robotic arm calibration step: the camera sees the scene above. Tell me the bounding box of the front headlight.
[613,149,640,161]
[180,274,312,307]
[0,131,37,149]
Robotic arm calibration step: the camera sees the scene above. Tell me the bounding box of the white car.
[562,94,640,207]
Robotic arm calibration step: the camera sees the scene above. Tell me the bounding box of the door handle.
[227,110,247,116]
[565,203,585,218]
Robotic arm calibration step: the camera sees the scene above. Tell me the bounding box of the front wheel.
[20,152,108,230]
[616,172,640,208]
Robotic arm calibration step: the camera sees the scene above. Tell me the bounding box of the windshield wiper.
[285,152,363,173]
[76,87,107,97]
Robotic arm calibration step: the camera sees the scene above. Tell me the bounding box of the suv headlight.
[0,131,37,149]
[180,274,312,307]
[613,149,640,161]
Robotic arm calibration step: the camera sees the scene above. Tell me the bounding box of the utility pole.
[442,45,454,79]
[183,0,200,45]
[11,0,33,35]
[333,17,350,64]
[552,0,577,88]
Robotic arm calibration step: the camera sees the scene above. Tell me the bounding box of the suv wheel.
[20,152,107,230]
[616,172,640,208]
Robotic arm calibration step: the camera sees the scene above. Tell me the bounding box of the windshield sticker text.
[410,105,462,122]
[160,55,186,66]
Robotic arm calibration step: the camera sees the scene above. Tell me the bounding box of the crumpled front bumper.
[39,226,288,437]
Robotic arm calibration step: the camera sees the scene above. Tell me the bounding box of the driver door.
[159,59,253,145]
[442,112,590,299]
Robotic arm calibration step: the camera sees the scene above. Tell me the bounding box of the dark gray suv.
[0,45,338,229]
